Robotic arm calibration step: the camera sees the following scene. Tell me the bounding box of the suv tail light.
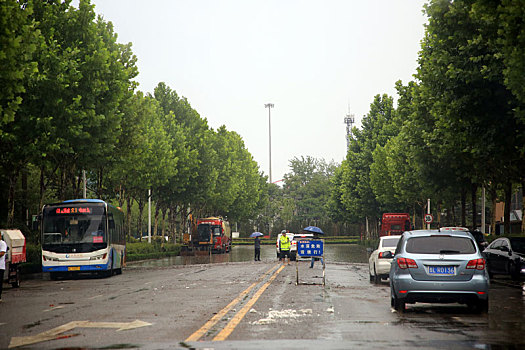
[397,257,418,269]
[466,258,485,270]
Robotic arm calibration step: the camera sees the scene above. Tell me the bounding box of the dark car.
[483,237,525,280]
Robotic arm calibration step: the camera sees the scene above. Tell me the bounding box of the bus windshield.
[42,204,107,253]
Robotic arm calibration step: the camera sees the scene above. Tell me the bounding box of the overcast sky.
[88,0,428,182]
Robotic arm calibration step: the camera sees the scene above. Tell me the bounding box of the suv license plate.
[428,266,455,275]
[68,266,80,271]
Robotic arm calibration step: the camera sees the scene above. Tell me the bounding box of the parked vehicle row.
[483,237,525,280]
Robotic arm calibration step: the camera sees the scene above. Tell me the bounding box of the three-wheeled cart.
[1,229,27,288]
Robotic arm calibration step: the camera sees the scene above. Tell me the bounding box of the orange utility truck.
[191,217,231,253]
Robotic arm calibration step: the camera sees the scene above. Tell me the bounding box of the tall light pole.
[264,103,274,183]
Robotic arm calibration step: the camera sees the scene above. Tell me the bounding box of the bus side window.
[108,213,115,243]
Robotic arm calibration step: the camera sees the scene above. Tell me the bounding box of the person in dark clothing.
[254,236,261,261]
[309,231,323,268]
[0,232,6,302]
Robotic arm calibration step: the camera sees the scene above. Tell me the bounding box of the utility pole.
[427,198,431,230]
[148,189,151,243]
[481,186,486,233]
[264,103,274,183]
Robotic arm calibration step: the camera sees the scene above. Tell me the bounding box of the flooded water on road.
[130,243,368,267]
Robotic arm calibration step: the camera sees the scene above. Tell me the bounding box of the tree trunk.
[461,189,467,227]
[471,183,478,231]
[161,208,167,237]
[180,205,188,243]
[412,204,416,230]
[169,206,176,242]
[154,204,160,237]
[22,168,28,227]
[7,171,19,227]
[118,185,125,208]
[437,201,442,228]
[504,182,512,235]
[490,187,497,235]
[39,165,46,210]
[75,169,82,199]
[522,181,525,234]
[422,202,427,229]
[97,168,103,198]
[126,196,133,240]
[137,197,144,241]
[58,167,64,201]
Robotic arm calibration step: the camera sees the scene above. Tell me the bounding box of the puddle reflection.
[130,244,368,267]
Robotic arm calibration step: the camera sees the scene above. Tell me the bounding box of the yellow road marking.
[185,264,279,342]
[213,264,285,341]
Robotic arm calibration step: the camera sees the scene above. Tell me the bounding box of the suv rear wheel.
[391,288,405,312]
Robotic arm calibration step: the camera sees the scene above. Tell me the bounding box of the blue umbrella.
[303,226,324,235]
[250,232,264,238]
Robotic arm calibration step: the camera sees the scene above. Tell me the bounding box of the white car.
[368,235,401,284]
[291,233,314,260]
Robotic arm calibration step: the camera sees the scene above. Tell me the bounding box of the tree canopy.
[331,0,525,234]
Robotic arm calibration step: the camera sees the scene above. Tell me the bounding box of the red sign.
[93,236,103,243]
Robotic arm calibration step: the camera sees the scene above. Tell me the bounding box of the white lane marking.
[9,320,152,348]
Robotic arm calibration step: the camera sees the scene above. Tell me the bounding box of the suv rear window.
[405,236,476,254]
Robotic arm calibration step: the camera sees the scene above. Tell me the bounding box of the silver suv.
[390,230,489,313]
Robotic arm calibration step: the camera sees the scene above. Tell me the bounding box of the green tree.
[208,126,262,221]
[334,94,397,234]
[282,156,338,231]
[23,0,137,202]
[0,0,41,226]
[153,83,211,235]
[417,0,519,231]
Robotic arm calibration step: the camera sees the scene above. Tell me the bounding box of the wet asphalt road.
[1,245,524,349]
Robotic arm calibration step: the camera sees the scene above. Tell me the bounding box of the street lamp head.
[264,103,274,108]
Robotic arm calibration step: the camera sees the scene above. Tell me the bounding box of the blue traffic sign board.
[298,240,323,257]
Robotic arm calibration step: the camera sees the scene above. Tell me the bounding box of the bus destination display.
[55,207,93,215]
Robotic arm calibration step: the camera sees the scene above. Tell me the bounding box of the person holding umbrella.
[303,226,324,268]
[250,232,263,261]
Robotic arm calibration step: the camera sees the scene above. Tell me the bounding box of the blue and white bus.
[39,199,125,279]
